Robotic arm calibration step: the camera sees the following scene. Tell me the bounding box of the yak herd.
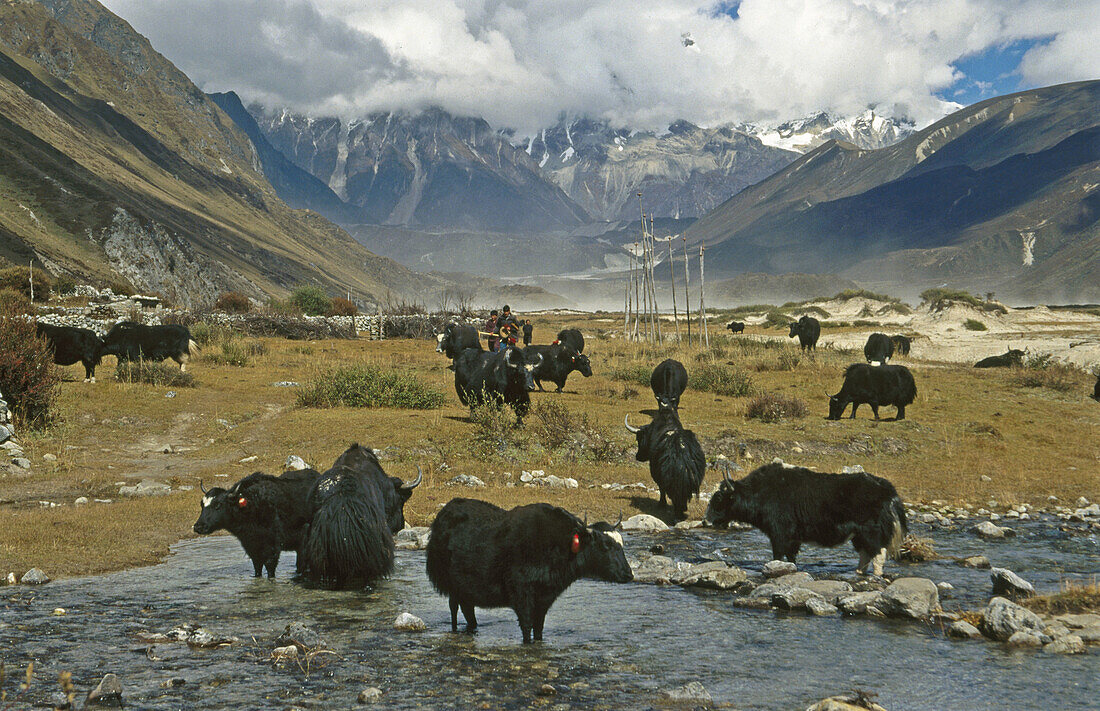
[29,314,1096,642]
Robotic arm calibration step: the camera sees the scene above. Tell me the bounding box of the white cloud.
[100,0,1100,132]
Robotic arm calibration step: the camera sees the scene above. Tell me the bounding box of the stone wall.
[0,388,30,472]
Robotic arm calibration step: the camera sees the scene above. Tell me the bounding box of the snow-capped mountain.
[744,110,916,153]
[522,117,798,222]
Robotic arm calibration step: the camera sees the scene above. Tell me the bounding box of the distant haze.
[101,0,1100,133]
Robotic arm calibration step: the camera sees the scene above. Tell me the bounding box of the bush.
[827,288,901,304]
[920,287,1007,314]
[1013,357,1083,393]
[290,286,332,316]
[762,310,792,329]
[214,291,252,313]
[777,351,801,371]
[690,363,754,396]
[53,274,77,296]
[296,365,445,409]
[0,289,32,315]
[0,306,61,428]
[531,400,620,462]
[0,266,52,300]
[608,362,652,387]
[745,392,808,422]
[201,339,252,367]
[114,360,195,388]
[266,297,301,316]
[963,318,987,331]
[469,402,524,456]
[327,297,358,317]
[103,278,135,297]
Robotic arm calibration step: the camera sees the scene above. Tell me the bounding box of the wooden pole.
[648,216,662,344]
[699,243,709,348]
[623,247,631,339]
[667,236,679,341]
[682,237,692,344]
[632,241,641,341]
[28,260,34,303]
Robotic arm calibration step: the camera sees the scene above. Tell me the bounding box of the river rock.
[395,526,431,550]
[278,622,327,650]
[358,687,383,703]
[394,613,426,631]
[990,568,1035,598]
[75,496,89,505]
[85,673,123,707]
[802,580,853,600]
[979,597,1044,641]
[1043,635,1087,654]
[805,598,840,616]
[947,620,983,639]
[762,560,798,578]
[836,591,883,616]
[0,425,10,444]
[876,578,939,619]
[771,587,824,611]
[631,556,685,584]
[12,457,30,469]
[186,628,237,648]
[972,521,1012,538]
[658,681,712,705]
[674,519,702,530]
[621,514,669,532]
[5,572,15,585]
[1007,630,1045,647]
[272,645,299,664]
[958,555,991,569]
[447,474,486,487]
[118,479,171,497]
[284,455,310,471]
[773,572,815,588]
[807,695,888,711]
[20,568,49,585]
[677,563,747,590]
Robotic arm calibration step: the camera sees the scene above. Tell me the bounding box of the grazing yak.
[726,321,745,334]
[625,408,706,520]
[650,358,688,411]
[703,462,908,576]
[426,499,632,642]
[863,332,895,365]
[436,322,481,361]
[523,344,592,392]
[974,349,1025,368]
[788,316,820,352]
[1093,374,1100,402]
[102,321,197,371]
[35,323,105,382]
[554,328,585,354]
[827,363,916,421]
[455,346,539,421]
[890,335,912,356]
[299,444,422,588]
[192,468,321,578]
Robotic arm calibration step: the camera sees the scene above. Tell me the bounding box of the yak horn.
[614,511,624,530]
[404,465,423,489]
[722,461,735,484]
[199,479,208,495]
[624,414,640,433]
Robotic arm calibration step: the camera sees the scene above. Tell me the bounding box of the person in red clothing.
[485,310,500,351]
[498,305,521,348]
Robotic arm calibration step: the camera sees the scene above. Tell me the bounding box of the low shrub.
[1013,362,1083,393]
[531,399,620,462]
[290,286,332,316]
[468,402,524,456]
[1022,579,1100,616]
[0,266,52,300]
[0,289,32,315]
[327,297,358,317]
[214,291,252,313]
[690,363,754,396]
[102,278,135,297]
[745,392,808,422]
[777,351,802,371]
[963,319,987,331]
[608,362,652,387]
[266,297,301,316]
[53,274,77,296]
[762,310,791,329]
[201,340,252,367]
[115,360,196,388]
[0,306,61,428]
[296,365,445,409]
[826,288,901,304]
[920,287,1007,314]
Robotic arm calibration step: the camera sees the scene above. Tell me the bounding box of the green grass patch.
[114,361,195,388]
[963,319,987,331]
[607,362,652,386]
[745,391,808,422]
[297,364,445,409]
[690,363,755,396]
[921,287,1007,314]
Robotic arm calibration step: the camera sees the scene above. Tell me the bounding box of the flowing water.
[2,519,1097,710]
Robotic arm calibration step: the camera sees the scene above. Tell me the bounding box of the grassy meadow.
[1,312,1098,579]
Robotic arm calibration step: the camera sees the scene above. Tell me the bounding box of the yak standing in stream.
[625,408,706,520]
[299,444,422,588]
[426,499,632,643]
[703,462,908,576]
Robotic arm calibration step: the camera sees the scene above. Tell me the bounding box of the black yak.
[35,323,105,382]
[1092,374,1100,402]
[102,321,198,371]
[863,333,895,365]
[426,499,632,642]
[192,468,321,578]
[827,363,916,421]
[299,444,422,588]
[625,408,706,520]
[523,343,592,393]
[726,321,745,334]
[788,316,820,352]
[554,328,585,353]
[436,322,481,360]
[703,462,907,576]
[890,335,912,356]
[454,346,539,421]
[650,358,688,411]
[974,349,1025,368]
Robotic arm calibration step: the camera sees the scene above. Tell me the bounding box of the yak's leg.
[251,558,264,578]
[265,551,280,578]
[871,548,888,577]
[769,538,789,562]
[785,542,801,563]
[515,608,534,644]
[856,548,872,575]
[850,402,859,418]
[460,603,478,633]
[533,606,550,641]
[871,403,880,420]
[535,379,545,392]
[449,598,460,632]
[659,489,667,507]
[83,360,95,383]
[895,405,906,420]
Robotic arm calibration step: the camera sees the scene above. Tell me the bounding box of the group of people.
[484,305,533,351]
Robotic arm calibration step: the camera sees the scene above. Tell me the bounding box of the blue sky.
[943,38,1054,105]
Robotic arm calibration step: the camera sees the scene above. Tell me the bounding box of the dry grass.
[1,312,1098,579]
[1022,579,1100,615]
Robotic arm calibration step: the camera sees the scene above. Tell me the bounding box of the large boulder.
[876,578,940,620]
[762,560,798,578]
[676,562,747,590]
[277,621,327,650]
[836,591,883,616]
[621,514,669,532]
[20,568,50,585]
[1043,635,1087,654]
[979,597,1044,641]
[990,568,1035,598]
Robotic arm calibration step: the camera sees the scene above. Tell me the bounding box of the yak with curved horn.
[625,410,705,521]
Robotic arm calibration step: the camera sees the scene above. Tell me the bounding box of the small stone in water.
[52,607,66,615]
[538,684,557,697]
[658,681,712,704]
[358,687,383,703]
[20,568,49,585]
[393,612,426,631]
[162,678,186,688]
[85,673,123,708]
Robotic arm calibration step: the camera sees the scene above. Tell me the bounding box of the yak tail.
[301,478,393,588]
[885,496,908,560]
[187,339,200,356]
